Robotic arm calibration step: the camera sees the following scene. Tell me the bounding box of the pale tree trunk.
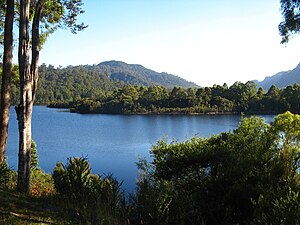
[17,0,32,193]
[0,0,14,164]
[31,0,43,102]
[17,0,43,193]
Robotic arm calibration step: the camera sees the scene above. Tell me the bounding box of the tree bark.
[31,0,43,102]
[17,0,32,193]
[17,0,44,193]
[16,0,82,193]
[0,0,14,164]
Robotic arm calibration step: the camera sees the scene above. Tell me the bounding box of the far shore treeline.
[6,63,300,115]
[49,82,300,115]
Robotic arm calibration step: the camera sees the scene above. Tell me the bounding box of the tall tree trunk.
[17,0,43,193]
[17,0,32,193]
[0,0,14,164]
[31,0,43,102]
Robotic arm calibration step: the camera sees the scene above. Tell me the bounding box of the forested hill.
[95,61,198,88]
[10,61,198,105]
[254,62,300,90]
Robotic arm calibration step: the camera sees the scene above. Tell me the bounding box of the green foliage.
[69,82,300,115]
[279,0,300,43]
[32,64,120,105]
[30,140,39,169]
[30,168,55,198]
[8,61,197,105]
[252,189,300,225]
[0,158,13,188]
[130,159,175,225]
[32,0,87,46]
[10,62,300,115]
[28,140,55,197]
[0,141,55,197]
[130,112,300,224]
[97,61,198,88]
[53,156,127,224]
[53,157,93,199]
[0,64,19,85]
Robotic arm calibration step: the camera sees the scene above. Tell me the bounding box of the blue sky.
[40,0,300,87]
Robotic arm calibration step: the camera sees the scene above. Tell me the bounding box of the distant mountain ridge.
[19,60,198,105]
[95,61,198,88]
[254,63,300,90]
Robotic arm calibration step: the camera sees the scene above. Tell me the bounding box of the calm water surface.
[6,106,275,192]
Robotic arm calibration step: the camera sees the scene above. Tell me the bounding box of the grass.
[0,158,127,224]
[0,187,78,225]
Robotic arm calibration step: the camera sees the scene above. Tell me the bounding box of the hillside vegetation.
[10,61,198,105]
[96,61,198,88]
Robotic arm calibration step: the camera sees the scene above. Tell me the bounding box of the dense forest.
[8,62,198,105]
[95,61,198,88]
[54,81,300,115]
[7,62,300,115]
[8,63,300,116]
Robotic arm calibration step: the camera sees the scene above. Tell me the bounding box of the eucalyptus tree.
[279,0,300,43]
[17,0,86,193]
[0,0,14,164]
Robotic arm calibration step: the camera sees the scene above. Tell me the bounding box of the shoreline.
[46,105,280,116]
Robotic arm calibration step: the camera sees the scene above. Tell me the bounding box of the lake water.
[5,106,275,192]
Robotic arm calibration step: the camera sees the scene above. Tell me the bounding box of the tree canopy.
[50,82,300,115]
[279,0,300,43]
[131,112,300,224]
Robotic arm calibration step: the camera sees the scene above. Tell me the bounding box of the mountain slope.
[13,61,198,105]
[255,63,300,90]
[96,61,198,88]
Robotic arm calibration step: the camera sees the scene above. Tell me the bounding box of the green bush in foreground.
[53,156,127,224]
[0,141,55,197]
[0,158,14,188]
[130,112,300,225]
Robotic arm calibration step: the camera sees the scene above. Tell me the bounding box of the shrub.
[0,158,14,188]
[30,140,39,169]
[129,159,174,225]
[53,157,92,199]
[30,168,55,197]
[130,113,300,225]
[53,156,127,224]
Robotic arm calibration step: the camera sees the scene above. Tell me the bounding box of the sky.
[40,0,300,87]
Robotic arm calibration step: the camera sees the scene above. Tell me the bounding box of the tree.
[133,113,300,224]
[17,0,86,193]
[169,86,188,108]
[0,0,14,164]
[279,0,300,43]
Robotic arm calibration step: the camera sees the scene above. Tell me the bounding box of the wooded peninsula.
[48,81,300,115]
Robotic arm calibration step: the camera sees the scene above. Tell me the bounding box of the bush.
[53,156,127,224]
[28,140,55,197]
[30,140,39,169]
[0,159,15,188]
[130,113,300,225]
[30,168,55,197]
[129,159,175,225]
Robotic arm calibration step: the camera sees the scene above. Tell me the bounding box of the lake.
[5,106,275,192]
